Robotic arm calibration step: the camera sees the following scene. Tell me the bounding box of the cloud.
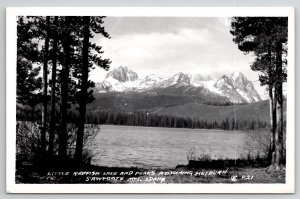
[100,27,211,67]
[89,17,259,86]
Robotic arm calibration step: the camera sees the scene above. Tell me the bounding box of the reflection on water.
[89,125,258,169]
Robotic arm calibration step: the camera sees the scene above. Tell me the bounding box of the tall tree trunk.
[48,16,58,156]
[41,16,50,156]
[267,46,277,166]
[59,17,71,159]
[268,88,272,161]
[270,87,277,166]
[274,42,284,169]
[75,16,90,162]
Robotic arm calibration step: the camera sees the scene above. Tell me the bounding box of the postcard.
[6,7,295,193]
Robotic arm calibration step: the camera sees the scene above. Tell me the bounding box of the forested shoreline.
[17,106,270,131]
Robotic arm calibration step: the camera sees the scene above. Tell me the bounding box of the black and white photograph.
[6,7,295,193]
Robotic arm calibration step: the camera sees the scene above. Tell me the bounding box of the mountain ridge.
[94,66,262,103]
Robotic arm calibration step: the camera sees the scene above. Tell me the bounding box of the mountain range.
[94,66,262,103]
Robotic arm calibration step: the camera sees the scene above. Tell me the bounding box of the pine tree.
[74,16,90,162]
[59,16,72,159]
[230,17,287,168]
[73,16,111,162]
[48,16,59,156]
[17,17,42,106]
[41,16,50,156]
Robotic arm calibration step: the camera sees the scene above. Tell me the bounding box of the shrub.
[16,121,100,165]
[187,147,212,161]
[16,121,41,161]
[65,123,100,164]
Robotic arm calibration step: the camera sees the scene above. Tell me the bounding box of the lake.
[89,125,263,169]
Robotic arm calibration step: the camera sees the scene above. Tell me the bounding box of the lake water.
[89,125,260,169]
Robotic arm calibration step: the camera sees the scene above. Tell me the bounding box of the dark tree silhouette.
[16,17,42,106]
[75,16,91,162]
[48,16,59,156]
[41,16,50,156]
[75,16,111,162]
[59,16,72,159]
[230,17,287,169]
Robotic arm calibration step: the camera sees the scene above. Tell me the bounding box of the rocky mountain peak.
[213,72,261,103]
[230,71,244,79]
[105,66,138,82]
[230,71,247,85]
[173,72,191,85]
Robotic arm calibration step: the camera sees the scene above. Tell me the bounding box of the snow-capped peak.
[165,72,191,86]
[210,72,262,103]
[230,71,244,80]
[95,67,262,103]
[105,66,138,82]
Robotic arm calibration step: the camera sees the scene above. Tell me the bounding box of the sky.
[89,17,267,97]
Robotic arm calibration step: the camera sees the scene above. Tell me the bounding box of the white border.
[6,7,295,193]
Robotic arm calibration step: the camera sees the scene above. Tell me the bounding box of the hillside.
[88,93,201,113]
[146,100,271,123]
[87,92,273,125]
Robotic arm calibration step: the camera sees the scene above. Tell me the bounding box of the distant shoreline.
[89,124,250,133]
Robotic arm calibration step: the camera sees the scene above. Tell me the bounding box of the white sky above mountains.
[89,17,268,98]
